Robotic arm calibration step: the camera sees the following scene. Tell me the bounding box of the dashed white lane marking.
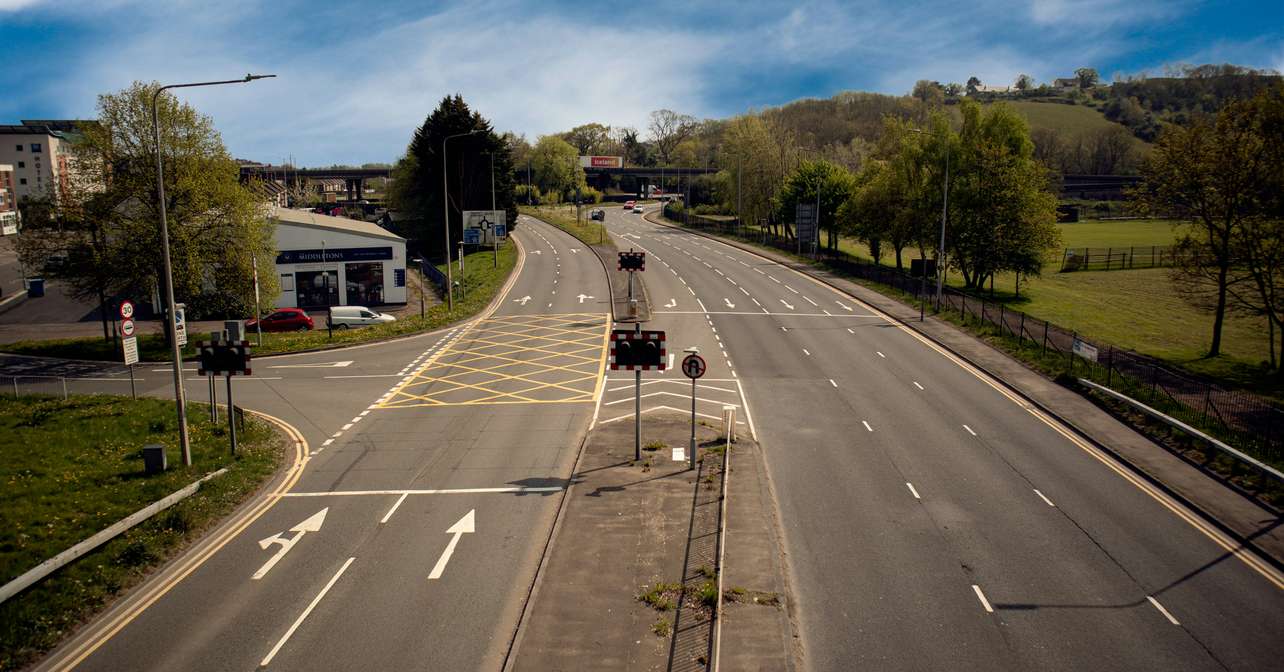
[963,424,977,436]
[754,268,765,274]
[829,379,838,388]
[781,326,788,332]
[913,381,924,390]
[1034,489,1056,507]
[739,287,750,296]
[802,348,811,356]
[803,296,818,306]
[862,420,873,432]
[972,585,994,613]
[752,298,762,306]
[1147,596,1180,625]
[906,482,921,499]
[332,432,343,438]
[769,275,781,283]
[697,298,708,312]
[380,493,409,524]
[785,285,800,294]
[876,351,885,358]
[321,439,334,447]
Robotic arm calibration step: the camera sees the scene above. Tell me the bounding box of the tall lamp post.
[152,73,275,467]
[442,129,485,311]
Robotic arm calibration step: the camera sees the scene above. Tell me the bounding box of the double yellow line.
[44,410,310,671]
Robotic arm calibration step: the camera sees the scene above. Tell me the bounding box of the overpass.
[239,164,392,201]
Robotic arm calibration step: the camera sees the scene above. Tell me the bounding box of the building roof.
[1,120,96,139]
[271,207,404,242]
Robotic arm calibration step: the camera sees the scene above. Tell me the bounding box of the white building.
[270,208,407,310]
[0,120,87,203]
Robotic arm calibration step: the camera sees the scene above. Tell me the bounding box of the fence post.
[1106,346,1114,387]
[1106,247,1111,271]
[1042,320,1049,356]
[1149,363,1158,402]
[999,304,1006,335]
[1069,330,1077,371]
[1019,312,1026,346]
[11,377,17,398]
[1153,245,1157,269]
[1201,383,1212,425]
[62,377,68,400]
[1085,249,1091,270]
[1129,246,1134,269]
[961,294,967,324]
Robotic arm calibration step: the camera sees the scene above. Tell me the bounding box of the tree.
[530,135,585,198]
[402,95,517,260]
[966,76,982,95]
[1075,67,1099,88]
[911,80,945,107]
[943,83,964,98]
[774,160,858,251]
[717,115,787,232]
[648,109,697,165]
[1132,97,1266,357]
[949,100,1060,288]
[1014,74,1034,91]
[15,81,277,333]
[562,123,611,155]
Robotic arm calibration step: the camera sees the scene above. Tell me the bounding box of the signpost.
[682,349,706,469]
[610,328,666,460]
[197,338,252,455]
[795,203,817,257]
[173,303,187,347]
[618,249,645,317]
[118,301,138,399]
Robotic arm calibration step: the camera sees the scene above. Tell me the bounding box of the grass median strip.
[0,395,287,672]
[1,243,517,362]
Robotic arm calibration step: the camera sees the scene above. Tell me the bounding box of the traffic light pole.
[634,321,641,462]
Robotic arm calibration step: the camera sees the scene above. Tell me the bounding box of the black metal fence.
[1060,245,1176,272]
[666,213,1284,468]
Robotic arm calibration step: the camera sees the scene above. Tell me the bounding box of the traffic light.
[609,330,666,370]
[618,250,645,272]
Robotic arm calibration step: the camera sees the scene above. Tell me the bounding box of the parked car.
[247,308,314,332]
[328,305,396,329]
[591,209,605,221]
[623,200,635,211]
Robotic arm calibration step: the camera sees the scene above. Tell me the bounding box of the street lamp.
[908,127,950,318]
[152,73,275,467]
[442,129,485,311]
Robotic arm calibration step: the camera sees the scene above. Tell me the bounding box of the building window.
[19,178,26,185]
[14,145,21,152]
[280,274,294,292]
[17,162,24,168]
[344,263,384,305]
[31,143,41,153]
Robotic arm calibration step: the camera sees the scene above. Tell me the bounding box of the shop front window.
[345,262,384,306]
[295,270,338,308]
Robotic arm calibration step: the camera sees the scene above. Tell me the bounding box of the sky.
[1,0,1281,166]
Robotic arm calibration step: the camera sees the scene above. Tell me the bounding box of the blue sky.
[1,0,1281,166]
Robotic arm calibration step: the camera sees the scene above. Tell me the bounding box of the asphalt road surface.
[607,206,1283,672]
[18,216,612,672]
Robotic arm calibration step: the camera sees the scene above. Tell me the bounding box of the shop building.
[271,208,407,310]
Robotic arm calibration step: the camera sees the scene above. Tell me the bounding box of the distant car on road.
[623,200,635,211]
[632,204,645,213]
[591,209,605,221]
[247,308,314,332]
[328,305,396,329]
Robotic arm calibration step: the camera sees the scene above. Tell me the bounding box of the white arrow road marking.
[724,298,736,309]
[779,299,795,310]
[428,510,475,580]
[268,361,352,369]
[665,298,677,308]
[260,556,355,667]
[253,508,328,580]
[577,294,594,304]
[513,296,532,305]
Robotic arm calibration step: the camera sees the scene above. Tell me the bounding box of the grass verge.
[1,242,517,362]
[519,205,614,250]
[0,395,287,671]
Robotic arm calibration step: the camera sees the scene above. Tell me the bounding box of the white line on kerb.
[913,381,924,390]
[261,557,356,667]
[1147,596,1180,625]
[1033,489,1056,507]
[906,482,921,499]
[972,585,994,613]
[963,424,977,436]
[862,421,873,432]
[380,493,409,524]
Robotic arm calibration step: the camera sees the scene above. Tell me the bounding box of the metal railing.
[1060,245,1176,272]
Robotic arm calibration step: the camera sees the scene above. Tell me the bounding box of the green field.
[0,395,285,670]
[984,101,1151,151]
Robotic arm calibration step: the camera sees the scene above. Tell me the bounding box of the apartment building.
[0,164,17,235]
[0,119,90,203]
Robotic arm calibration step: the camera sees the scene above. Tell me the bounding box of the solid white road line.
[972,585,994,613]
[912,381,924,390]
[1033,489,1056,507]
[862,421,873,432]
[380,493,409,524]
[1147,596,1180,625]
[906,483,921,499]
[281,486,564,497]
[261,557,356,667]
[963,424,977,436]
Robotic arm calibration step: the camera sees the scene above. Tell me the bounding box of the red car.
[247,308,314,332]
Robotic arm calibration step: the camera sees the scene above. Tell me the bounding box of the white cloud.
[0,0,44,10]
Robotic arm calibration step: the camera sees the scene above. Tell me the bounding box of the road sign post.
[609,326,666,461]
[618,250,645,319]
[118,300,138,399]
[682,350,707,469]
[197,338,252,455]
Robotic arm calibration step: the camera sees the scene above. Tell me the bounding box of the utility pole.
[442,129,484,311]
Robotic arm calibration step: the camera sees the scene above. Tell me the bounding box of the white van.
[328,305,396,329]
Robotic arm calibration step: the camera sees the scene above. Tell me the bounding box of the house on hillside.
[1053,77,1079,90]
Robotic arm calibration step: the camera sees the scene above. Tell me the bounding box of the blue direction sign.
[463,228,481,245]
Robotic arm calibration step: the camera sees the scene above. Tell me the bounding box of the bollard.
[142,443,167,474]
[723,405,737,444]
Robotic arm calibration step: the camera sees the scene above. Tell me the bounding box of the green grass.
[519,205,613,249]
[984,101,1151,152]
[1055,219,1185,249]
[0,395,286,671]
[1,242,517,362]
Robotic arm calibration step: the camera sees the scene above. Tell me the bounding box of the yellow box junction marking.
[378,313,610,407]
